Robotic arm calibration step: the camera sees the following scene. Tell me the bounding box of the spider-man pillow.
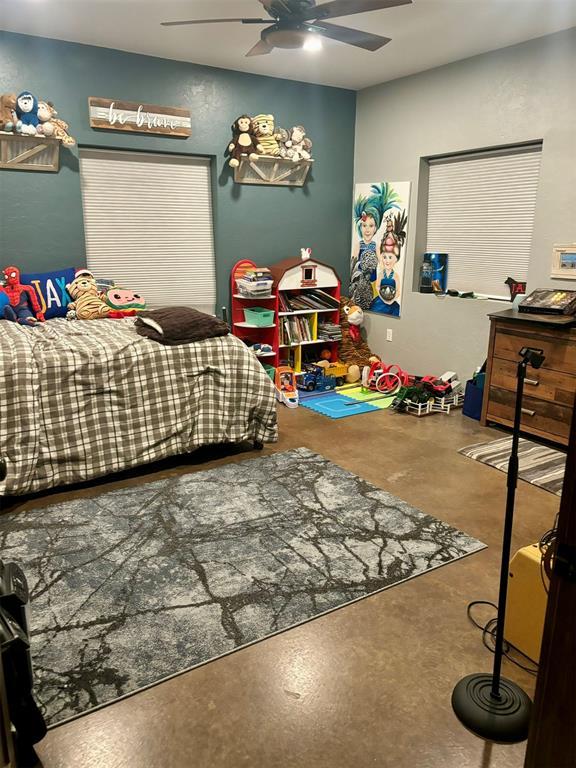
[21,267,76,319]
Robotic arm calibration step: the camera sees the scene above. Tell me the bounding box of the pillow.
[135,307,229,346]
[21,268,76,319]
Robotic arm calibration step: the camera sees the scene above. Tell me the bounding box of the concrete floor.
[4,406,560,768]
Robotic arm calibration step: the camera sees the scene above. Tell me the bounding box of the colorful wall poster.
[350,182,411,317]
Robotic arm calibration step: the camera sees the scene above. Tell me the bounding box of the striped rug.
[459,436,566,496]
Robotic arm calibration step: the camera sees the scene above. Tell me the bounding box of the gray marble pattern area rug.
[460,436,566,496]
[1,448,485,725]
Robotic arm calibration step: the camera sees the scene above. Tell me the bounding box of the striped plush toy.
[66,269,111,320]
[251,114,283,156]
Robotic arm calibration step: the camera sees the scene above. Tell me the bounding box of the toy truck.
[296,363,346,392]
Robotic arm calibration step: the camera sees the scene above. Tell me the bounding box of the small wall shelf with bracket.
[0,133,60,172]
[234,155,313,187]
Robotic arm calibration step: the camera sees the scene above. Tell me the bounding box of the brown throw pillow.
[135,307,229,345]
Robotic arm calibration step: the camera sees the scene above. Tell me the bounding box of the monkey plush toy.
[227,115,263,168]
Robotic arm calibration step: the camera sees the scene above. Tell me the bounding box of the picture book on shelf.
[279,315,316,346]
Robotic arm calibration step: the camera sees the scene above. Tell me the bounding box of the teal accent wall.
[0,32,356,311]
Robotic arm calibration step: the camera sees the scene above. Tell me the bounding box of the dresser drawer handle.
[521,408,536,417]
[525,378,540,386]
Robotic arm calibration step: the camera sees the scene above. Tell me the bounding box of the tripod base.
[452,674,532,743]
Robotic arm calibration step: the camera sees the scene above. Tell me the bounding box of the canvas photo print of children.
[350,182,411,317]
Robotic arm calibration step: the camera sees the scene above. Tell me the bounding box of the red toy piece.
[362,361,409,395]
[419,375,456,396]
[2,266,45,325]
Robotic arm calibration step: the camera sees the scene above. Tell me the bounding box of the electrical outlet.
[386,328,393,342]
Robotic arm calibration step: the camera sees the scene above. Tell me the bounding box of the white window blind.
[79,149,216,314]
[426,146,542,297]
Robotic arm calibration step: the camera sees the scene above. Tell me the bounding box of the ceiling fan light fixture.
[303,32,323,52]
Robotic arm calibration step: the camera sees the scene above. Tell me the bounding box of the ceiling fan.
[161,0,412,57]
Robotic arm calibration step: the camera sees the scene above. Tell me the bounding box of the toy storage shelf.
[234,155,313,187]
[0,133,60,172]
[231,257,342,378]
[231,259,280,370]
[270,257,341,374]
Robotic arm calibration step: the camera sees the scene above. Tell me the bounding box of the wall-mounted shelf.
[0,133,60,172]
[234,155,313,187]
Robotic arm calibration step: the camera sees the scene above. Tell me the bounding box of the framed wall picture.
[551,244,576,280]
[350,181,411,317]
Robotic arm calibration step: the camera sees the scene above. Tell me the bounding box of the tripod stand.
[452,346,545,743]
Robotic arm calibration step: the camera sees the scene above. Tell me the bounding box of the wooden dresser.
[482,309,576,446]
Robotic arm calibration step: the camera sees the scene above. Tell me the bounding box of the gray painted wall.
[355,28,576,380]
[0,32,356,312]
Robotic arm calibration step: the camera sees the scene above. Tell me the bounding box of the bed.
[0,318,278,496]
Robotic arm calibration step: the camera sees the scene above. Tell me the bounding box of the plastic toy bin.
[243,307,274,326]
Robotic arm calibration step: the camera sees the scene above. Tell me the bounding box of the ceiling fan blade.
[314,20,391,50]
[246,39,275,57]
[161,18,269,27]
[302,0,411,22]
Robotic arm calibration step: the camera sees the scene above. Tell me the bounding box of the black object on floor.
[452,346,543,742]
[0,560,47,766]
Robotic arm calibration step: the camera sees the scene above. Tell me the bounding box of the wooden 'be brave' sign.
[88,97,191,138]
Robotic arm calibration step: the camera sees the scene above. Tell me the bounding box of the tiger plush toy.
[251,114,283,157]
[66,269,111,320]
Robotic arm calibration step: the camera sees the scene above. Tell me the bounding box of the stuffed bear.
[66,270,112,320]
[251,114,284,156]
[285,125,312,162]
[0,93,17,133]
[227,115,263,168]
[15,91,39,136]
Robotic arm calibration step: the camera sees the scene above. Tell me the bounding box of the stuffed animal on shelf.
[276,126,290,157]
[251,114,283,156]
[227,115,263,168]
[1,265,45,325]
[42,102,76,146]
[35,101,56,137]
[103,287,146,313]
[284,125,312,162]
[0,93,17,133]
[66,269,112,320]
[15,91,40,135]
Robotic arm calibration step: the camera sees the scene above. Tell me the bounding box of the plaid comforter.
[0,318,277,496]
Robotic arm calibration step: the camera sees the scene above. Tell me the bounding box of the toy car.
[275,365,299,408]
[419,374,460,396]
[296,364,338,392]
